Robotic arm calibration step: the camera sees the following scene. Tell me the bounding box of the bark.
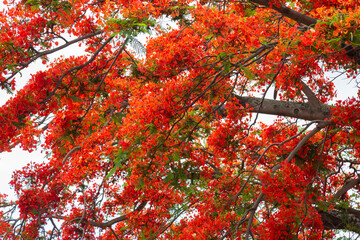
[88,201,147,228]
[220,95,360,235]
[239,3,360,232]
[88,215,128,228]
[249,0,360,64]
[225,95,332,121]
[332,177,360,202]
[321,177,360,234]
[250,0,317,26]
[318,207,360,235]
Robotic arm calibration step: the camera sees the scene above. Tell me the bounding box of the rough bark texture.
[232,95,332,120]
[332,177,360,202]
[250,0,317,26]
[243,2,360,233]
[250,0,360,65]
[319,208,360,234]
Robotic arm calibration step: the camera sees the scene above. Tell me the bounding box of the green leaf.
[68,95,83,102]
[24,0,38,5]
[217,52,227,59]
[205,34,213,40]
[55,94,62,107]
[139,27,150,35]
[290,39,301,46]
[165,172,174,183]
[223,59,231,73]
[140,230,146,240]
[106,149,128,179]
[239,64,255,80]
[325,37,342,44]
[173,152,181,162]
[134,23,148,27]
[31,4,40,10]
[110,31,121,37]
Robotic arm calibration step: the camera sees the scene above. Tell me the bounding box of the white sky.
[0,42,84,199]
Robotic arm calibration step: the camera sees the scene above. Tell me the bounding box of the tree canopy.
[1,0,360,239]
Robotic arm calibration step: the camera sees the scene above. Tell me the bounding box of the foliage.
[0,0,360,239]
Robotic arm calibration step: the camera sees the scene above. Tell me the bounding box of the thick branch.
[286,120,331,162]
[332,176,360,202]
[62,146,81,164]
[249,0,360,64]
[301,81,322,107]
[249,0,317,26]
[318,207,360,234]
[244,121,329,240]
[232,95,331,120]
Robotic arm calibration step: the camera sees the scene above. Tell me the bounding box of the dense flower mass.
[0,0,360,239]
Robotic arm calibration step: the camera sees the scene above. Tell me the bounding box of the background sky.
[0,44,83,199]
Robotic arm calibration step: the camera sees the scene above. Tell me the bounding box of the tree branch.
[249,0,360,64]
[88,201,147,228]
[62,146,82,164]
[332,176,360,202]
[286,120,332,162]
[39,35,114,104]
[249,0,317,26]
[233,95,331,120]
[88,215,128,228]
[7,31,104,81]
[244,121,330,239]
[301,81,322,107]
[318,207,360,234]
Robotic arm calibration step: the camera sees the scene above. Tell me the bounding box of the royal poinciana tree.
[0,0,360,239]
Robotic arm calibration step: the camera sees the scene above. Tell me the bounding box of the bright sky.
[0,42,83,199]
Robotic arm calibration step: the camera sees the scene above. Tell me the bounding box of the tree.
[0,0,360,239]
